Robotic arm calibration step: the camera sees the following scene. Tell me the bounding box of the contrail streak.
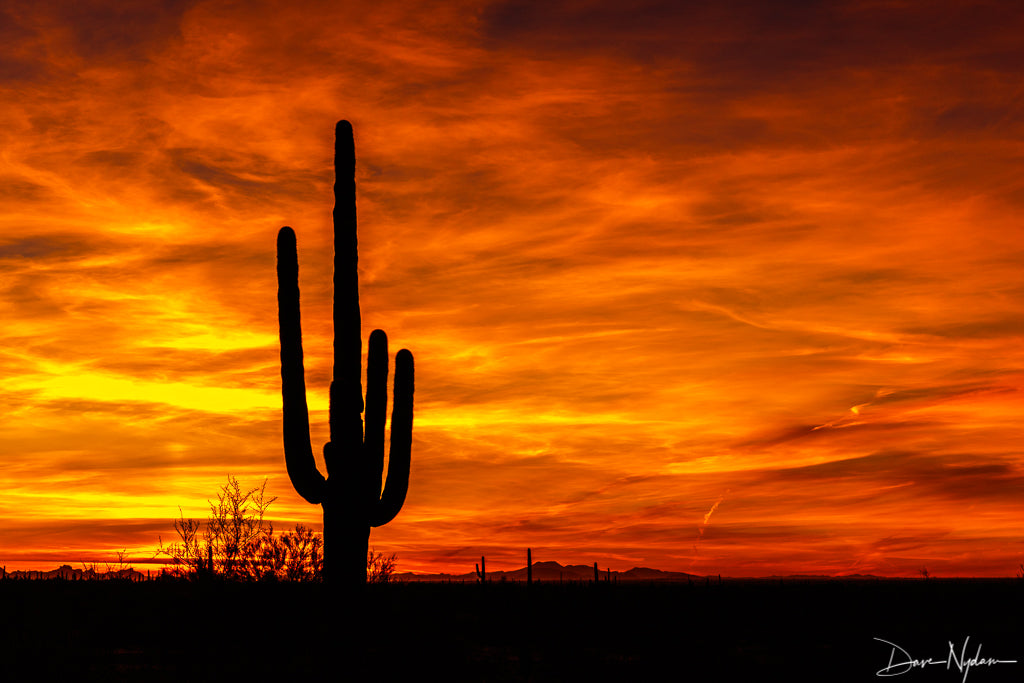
[691,491,729,566]
[702,495,724,527]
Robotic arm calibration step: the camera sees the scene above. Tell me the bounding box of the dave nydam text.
[874,636,1018,682]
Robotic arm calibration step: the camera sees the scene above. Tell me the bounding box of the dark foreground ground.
[3,577,1024,682]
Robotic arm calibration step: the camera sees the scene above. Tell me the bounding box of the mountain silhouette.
[394,560,702,583]
[4,564,146,581]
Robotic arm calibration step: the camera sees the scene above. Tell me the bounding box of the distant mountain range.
[395,560,704,583]
[394,561,898,583]
[2,561,892,583]
[2,564,146,581]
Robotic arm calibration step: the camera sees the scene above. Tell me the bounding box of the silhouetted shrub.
[367,548,397,584]
[158,476,311,580]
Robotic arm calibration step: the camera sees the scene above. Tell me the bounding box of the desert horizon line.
[3,555,1018,581]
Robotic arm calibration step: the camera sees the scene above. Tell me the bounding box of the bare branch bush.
[368,548,397,584]
[207,476,276,580]
[159,476,278,580]
[158,476,393,583]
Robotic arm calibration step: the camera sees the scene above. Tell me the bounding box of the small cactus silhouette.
[277,120,414,585]
[476,555,486,583]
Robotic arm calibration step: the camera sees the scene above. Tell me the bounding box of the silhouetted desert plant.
[367,548,397,583]
[277,120,414,586]
[251,523,324,582]
[105,548,132,574]
[158,476,275,579]
[476,555,486,583]
[158,476,339,581]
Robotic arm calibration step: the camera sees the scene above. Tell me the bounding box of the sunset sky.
[2,0,1024,577]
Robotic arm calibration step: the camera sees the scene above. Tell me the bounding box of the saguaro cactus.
[276,120,414,585]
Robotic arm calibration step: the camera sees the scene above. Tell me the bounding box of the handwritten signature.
[875,637,1017,682]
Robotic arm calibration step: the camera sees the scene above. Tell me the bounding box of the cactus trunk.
[277,120,414,585]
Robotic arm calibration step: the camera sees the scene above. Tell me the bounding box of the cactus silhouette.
[276,120,414,585]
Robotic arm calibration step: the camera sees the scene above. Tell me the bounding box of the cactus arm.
[370,347,413,527]
[276,226,327,504]
[364,328,389,505]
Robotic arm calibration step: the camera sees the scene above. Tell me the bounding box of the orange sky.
[2,0,1024,577]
